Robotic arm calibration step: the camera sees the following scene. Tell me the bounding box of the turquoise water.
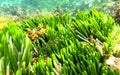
[0,0,119,17]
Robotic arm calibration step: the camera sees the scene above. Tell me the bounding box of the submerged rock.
[106,55,120,72]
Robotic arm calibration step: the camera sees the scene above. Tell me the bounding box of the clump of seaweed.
[53,5,63,16]
[0,17,12,31]
[27,25,46,41]
[1,9,120,75]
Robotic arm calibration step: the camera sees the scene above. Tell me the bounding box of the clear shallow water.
[0,0,119,17]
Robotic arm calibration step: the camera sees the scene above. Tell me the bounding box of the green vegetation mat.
[0,10,120,75]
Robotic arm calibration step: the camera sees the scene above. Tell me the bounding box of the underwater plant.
[0,22,32,75]
[0,9,120,75]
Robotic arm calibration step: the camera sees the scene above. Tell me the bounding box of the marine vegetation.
[0,10,120,75]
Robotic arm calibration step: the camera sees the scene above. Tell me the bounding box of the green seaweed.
[0,10,120,75]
